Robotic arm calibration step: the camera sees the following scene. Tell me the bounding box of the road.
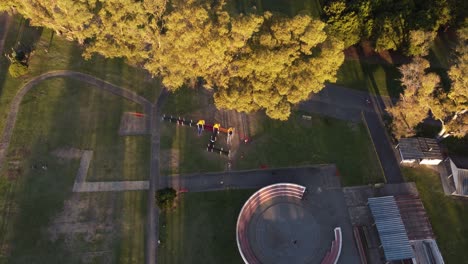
[362,112,403,183]
[147,89,167,264]
[161,165,340,191]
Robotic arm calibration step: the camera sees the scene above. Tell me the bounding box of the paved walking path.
[161,165,340,192]
[361,112,403,183]
[70,150,150,192]
[73,181,149,192]
[147,89,167,264]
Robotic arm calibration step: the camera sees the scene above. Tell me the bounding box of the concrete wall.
[450,159,460,193]
[420,159,442,165]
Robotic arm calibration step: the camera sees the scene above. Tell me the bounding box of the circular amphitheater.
[236,183,342,264]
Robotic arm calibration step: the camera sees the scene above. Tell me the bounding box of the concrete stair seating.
[321,227,342,264]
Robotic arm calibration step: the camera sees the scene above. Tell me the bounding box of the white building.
[397,137,443,165]
[448,156,468,196]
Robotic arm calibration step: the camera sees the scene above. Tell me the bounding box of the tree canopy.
[3,0,345,120]
[155,188,177,210]
[388,52,467,139]
[322,0,464,52]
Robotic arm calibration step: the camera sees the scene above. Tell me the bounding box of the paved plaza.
[233,167,362,264]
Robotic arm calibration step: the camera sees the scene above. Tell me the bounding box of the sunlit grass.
[403,166,468,264]
[335,59,402,97]
[236,112,384,186]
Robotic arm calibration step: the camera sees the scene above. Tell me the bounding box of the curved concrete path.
[0,70,152,169]
[0,70,162,264]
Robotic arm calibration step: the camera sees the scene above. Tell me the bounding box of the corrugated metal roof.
[399,138,442,160]
[395,195,435,240]
[368,196,415,261]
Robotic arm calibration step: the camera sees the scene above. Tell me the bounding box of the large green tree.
[445,25,468,137]
[387,57,441,138]
[322,0,460,53]
[3,0,345,120]
[213,13,345,120]
[323,1,361,48]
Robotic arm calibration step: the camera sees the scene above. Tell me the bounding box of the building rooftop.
[411,239,445,264]
[450,155,468,169]
[399,137,442,160]
[395,195,434,240]
[368,196,414,261]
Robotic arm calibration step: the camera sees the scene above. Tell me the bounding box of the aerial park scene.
[0,0,467,264]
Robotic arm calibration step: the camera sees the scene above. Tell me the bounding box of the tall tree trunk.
[437,110,467,139]
[437,119,449,139]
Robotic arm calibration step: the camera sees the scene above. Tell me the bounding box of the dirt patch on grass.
[51,147,84,160]
[160,149,181,174]
[119,112,148,135]
[344,41,411,65]
[48,192,117,264]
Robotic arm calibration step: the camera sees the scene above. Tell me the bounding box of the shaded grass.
[0,16,161,137]
[161,86,204,115]
[236,112,384,186]
[335,59,402,97]
[402,166,468,264]
[158,190,254,264]
[160,125,225,175]
[0,78,148,262]
[117,191,147,264]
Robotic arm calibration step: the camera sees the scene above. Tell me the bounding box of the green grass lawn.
[0,78,148,262]
[160,125,226,175]
[236,112,384,186]
[403,166,468,264]
[160,86,225,175]
[158,190,254,264]
[335,59,402,98]
[160,85,383,185]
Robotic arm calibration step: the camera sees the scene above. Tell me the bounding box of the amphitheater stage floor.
[243,172,361,264]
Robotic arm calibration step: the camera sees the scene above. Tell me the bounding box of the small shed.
[448,156,468,196]
[397,137,443,165]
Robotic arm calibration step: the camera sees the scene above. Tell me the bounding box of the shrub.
[8,61,28,78]
[155,188,177,210]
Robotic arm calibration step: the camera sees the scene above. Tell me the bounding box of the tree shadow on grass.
[4,78,81,263]
[0,16,43,97]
